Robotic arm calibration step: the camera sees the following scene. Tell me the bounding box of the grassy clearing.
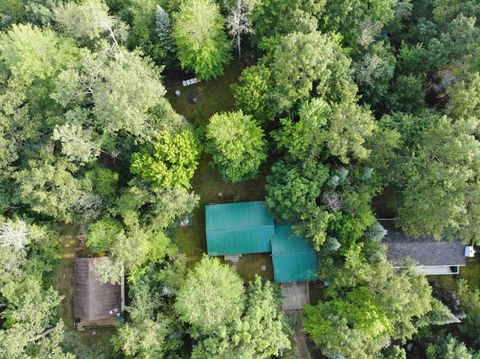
[166,61,273,280]
[165,59,243,126]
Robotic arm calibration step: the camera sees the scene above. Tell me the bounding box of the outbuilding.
[74,257,124,329]
[381,221,468,275]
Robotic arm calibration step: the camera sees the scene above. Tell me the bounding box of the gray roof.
[74,257,122,321]
[381,221,466,267]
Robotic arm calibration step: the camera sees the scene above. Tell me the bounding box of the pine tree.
[155,5,175,63]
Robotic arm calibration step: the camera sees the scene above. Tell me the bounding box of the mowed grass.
[166,60,273,280]
[164,59,243,126]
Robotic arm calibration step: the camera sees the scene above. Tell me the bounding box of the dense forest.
[1,0,480,358]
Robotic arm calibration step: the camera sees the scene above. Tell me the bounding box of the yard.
[167,60,275,281]
[53,59,273,357]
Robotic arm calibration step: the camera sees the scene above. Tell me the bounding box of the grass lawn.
[166,60,273,281]
[429,254,480,292]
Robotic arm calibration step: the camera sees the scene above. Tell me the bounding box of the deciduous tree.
[175,256,245,334]
[130,128,200,189]
[206,111,267,183]
[173,0,231,80]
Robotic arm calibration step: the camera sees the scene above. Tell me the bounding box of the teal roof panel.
[272,224,319,283]
[272,224,315,255]
[206,201,275,255]
[273,252,319,283]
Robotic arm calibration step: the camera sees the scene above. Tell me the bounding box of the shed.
[74,257,123,323]
[381,221,467,275]
[272,224,319,283]
[206,201,275,255]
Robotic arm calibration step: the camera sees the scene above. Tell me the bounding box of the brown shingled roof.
[74,257,122,322]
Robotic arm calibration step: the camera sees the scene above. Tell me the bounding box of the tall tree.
[231,64,274,123]
[303,243,436,358]
[395,116,480,243]
[269,31,357,113]
[206,111,267,183]
[265,158,329,221]
[192,276,291,359]
[273,98,375,164]
[175,256,245,334]
[130,128,200,189]
[15,158,86,223]
[173,0,231,80]
[0,24,78,84]
[53,0,126,45]
[226,0,253,60]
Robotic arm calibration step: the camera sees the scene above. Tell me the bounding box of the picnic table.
[182,77,200,87]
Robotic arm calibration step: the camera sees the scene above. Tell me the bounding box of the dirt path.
[285,311,314,359]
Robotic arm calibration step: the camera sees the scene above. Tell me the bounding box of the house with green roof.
[205,201,319,283]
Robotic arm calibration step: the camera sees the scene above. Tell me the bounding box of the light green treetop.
[173,0,231,80]
[206,111,267,183]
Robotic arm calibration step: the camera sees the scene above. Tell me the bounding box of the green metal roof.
[272,224,319,283]
[206,201,274,255]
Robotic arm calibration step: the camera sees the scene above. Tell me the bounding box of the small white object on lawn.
[182,77,200,87]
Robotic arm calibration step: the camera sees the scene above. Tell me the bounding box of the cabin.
[74,257,124,330]
[381,221,468,275]
[205,201,319,283]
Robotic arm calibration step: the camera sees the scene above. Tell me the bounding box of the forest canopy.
[1,0,480,358]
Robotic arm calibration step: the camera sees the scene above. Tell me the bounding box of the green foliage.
[250,0,324,50]
[446,72,480,119]
[318,0,398,49]
[265,158,330,221]
[172,0,231,80]
[85,167,119,198]
[0,278,67,358]
[53,0,122,45]
[269,31,357,113]
[155,5,175,63]
[303,244,433,358]
[416,298,460,327]
[274,98,375,164]
[0,0,25,30]
[53,122,100,164]
[458,280,480,350]
[387,74,426,113]
[191,276,291,359]
[206,111,267,183]
[231,64,274,123]
[112,261,185,358]
[91,49,166,138]
[396,116,480,243]
[175,256,245,334]
[15,158,85,223]
[123,0,174,64]
[87,217,123,255]
[426,333,475,359]
[131,128,200,189]
[354,41,396,106]
[0,24,78,84]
